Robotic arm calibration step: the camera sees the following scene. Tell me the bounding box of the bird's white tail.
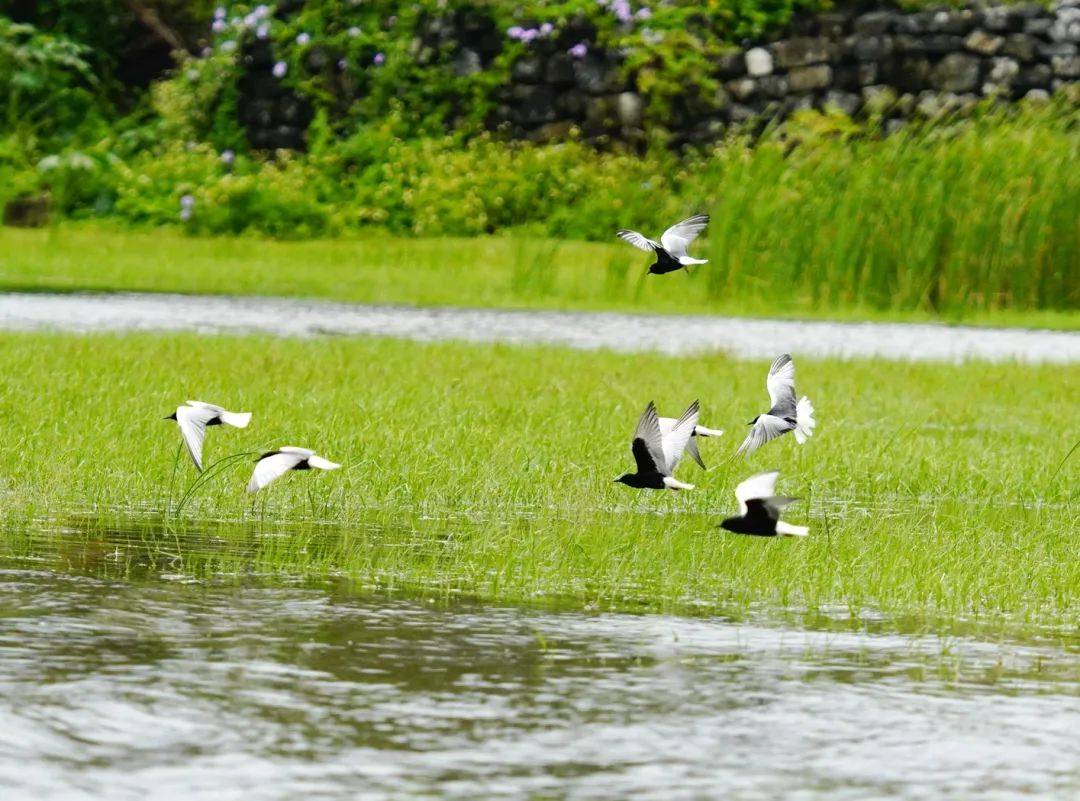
[775,521,809,537]
[679,257,708,266]
[693,425,724,437]
[793,396,815,444]
[662,476,695,491]
[220,411,252,428]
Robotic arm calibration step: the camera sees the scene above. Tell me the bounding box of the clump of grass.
[0,331,1075,627]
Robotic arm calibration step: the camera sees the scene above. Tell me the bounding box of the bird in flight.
[720,470,809,537]
[735,354,815,458]
[617,214,710,275]
[658,414,723,470]
[616,400,699,490]
[165,400,252,471]
[247,446,341,493]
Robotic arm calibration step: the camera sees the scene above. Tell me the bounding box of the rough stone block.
[1014,63,1053,91]
[823,89,861,116]
[546,54,576,87]
[715,51,746,79]
[616,92,644,127]
[848,35,895,61]
[930,53,981,92]
[510,84,558,125]
[989,56,1020,83]
[787,64,833,91]
[854,11,898,35]
[727,78,758,101]
[965,29,1004,55]
[1052,53,1080,76]
[1002,34,1038,62]
[896,57,932,91]
[929,10,975,35]
[757,74,790,98]
[771,37,834,68]
[512,58,544,83]
[746,47,774,76]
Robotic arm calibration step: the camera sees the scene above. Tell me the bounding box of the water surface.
[1,291,1076,362]
[0,524,1077,800]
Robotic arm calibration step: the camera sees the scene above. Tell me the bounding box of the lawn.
[0,331,1075,627]
[1,225,1077,330]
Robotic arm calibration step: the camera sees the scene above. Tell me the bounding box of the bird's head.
[164,412,177,421]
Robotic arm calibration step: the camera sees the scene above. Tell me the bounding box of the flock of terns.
[164,214,817,537]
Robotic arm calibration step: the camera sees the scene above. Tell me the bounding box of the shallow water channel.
[1,291,1078,362]
[1,523,1077,800]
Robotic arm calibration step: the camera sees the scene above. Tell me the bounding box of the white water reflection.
[0,568,1076,800]
[0,291,1077,362]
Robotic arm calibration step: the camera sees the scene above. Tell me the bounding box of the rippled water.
[0,528,1077,800]
[1,291,1077,362]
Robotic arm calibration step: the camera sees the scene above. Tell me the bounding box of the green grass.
[0,331,1075,628]
[1,225,1077,330]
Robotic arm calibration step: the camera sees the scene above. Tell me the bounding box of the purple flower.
[348,26,361,37]
[254,4,270,18]
[540,22,554,35]
[296,32,310,45]
[272,60,288,77]
[201,46,212,57]
[180,195,195,220]
[373,52,385,65]
[220,39,236,52]
[243,12,258,28]
[214,6,226,20]
[256,22,270,39]
[520,28,539,43]
[507,25,524,40]
[338,57,348,69]
[220,150,235,165]
[613,0,633,22]
[569,42,588,58]
[211,19,226,33]
[636,7,652,19]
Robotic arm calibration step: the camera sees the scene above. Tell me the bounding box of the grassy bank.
[0,331,1075,625]
[2,225,1077,330]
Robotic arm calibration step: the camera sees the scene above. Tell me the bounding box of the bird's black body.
[648,248,683,275]
[720,497,796,537]
[164,411,222,425]
[615,438,667,489]
[257,450,311,470]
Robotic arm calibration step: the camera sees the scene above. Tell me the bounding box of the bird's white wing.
[766,353,797,413]
[734,415,792,458]
[307,455,341,471]
[659,214,709,258]
[176,405,219,471]
[660,400,699,474]
[735,470,780,516]
[247,452,306,493]
[278,446,316,457]
[631,401,667,474]
[617,230,660,253]
[186,400,225,412]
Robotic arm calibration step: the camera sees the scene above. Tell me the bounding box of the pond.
[1,522,1077,800]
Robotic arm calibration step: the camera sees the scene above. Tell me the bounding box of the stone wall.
[242,1,1080,150]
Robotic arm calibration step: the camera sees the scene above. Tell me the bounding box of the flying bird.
[720,470,808,537]
[617,214,710,275]
[615,400,699,490]
[735,354,815,458]
[247,447,341,493]
[659,414,723,470]
[165,400,252,471]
